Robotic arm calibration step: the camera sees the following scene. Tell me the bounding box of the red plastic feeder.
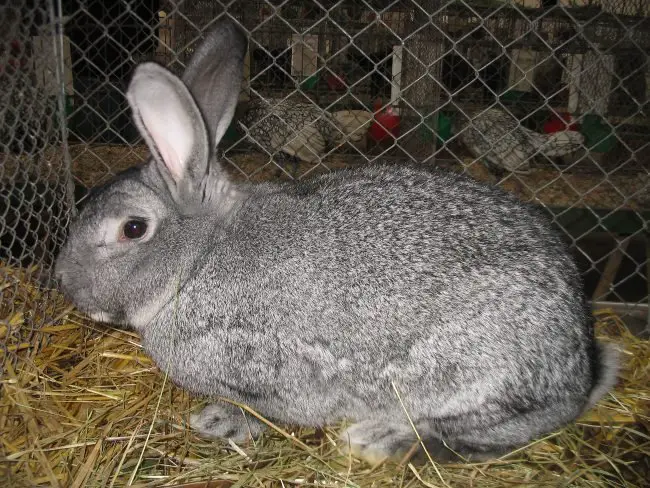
[369,99,400,143]
[543,112,579,133]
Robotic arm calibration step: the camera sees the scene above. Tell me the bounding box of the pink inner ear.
[130,67,198,182]
[151,129,182,181]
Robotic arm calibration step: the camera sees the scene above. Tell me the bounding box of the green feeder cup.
[300,74,319,91]
[500,89,527,103]
[581,113,617,153]
[419,112,452,145]
[436,113,452,144]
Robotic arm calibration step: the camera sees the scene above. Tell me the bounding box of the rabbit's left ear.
[127,62,209,188]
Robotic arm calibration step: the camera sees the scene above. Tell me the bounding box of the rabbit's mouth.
[90,310,135,329]
[63,292,127,327]
[78,303,130,329]
[55,269,128,327]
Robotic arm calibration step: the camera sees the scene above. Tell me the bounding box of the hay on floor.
[1,262,648,487]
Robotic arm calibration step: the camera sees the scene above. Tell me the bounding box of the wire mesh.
[1,0,649,350]
[1,1,74,364]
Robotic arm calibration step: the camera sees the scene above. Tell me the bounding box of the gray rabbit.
[55,18,619,464]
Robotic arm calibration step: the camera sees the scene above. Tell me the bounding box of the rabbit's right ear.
[182,17,248,151]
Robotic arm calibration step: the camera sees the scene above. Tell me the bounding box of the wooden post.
[566,53,582,114]
[592,236,630,302]
[32,35,73,99]
[290,34,319,80]
[390,45,403,108]
[508,48,538,94]
[400,0,444,158]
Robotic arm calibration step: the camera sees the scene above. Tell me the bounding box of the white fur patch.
[88,311,116,323]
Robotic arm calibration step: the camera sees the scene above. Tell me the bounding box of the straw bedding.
[1,262,649,487]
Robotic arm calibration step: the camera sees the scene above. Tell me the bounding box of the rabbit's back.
[243,163,578,296]
[243,163,587,341]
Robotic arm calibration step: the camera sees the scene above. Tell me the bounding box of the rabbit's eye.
[122,219,148,240]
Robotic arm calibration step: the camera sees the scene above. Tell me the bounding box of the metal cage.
[1,0,649,365]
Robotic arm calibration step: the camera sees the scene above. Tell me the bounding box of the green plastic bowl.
[581,113,617,153]
[300,74,319,90]
[419,113,453,144]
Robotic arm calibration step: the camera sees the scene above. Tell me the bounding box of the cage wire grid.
[1,0,75,363]
[0,0,649,363]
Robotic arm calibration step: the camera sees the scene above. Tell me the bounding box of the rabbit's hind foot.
[338,419,418,466]
[190,401,266,443]
[337,417,516,465]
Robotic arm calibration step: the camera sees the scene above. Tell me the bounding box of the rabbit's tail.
[527,130,585,157]
[581,341,620,415]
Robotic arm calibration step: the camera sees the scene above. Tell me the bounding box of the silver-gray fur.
[55,18,619,464]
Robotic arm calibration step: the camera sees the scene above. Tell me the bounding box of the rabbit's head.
[55,18,248,328]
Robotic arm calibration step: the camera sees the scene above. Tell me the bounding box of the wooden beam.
[592,236,630,301]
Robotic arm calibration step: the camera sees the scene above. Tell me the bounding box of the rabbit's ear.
[181,17,248,150]
[127,62,209,186]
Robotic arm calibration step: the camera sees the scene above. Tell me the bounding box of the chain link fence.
[1,0,649,359]
[1,0,74,364]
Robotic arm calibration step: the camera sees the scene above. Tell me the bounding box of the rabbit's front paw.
[339,419,416,466]
[190,402,266,443]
